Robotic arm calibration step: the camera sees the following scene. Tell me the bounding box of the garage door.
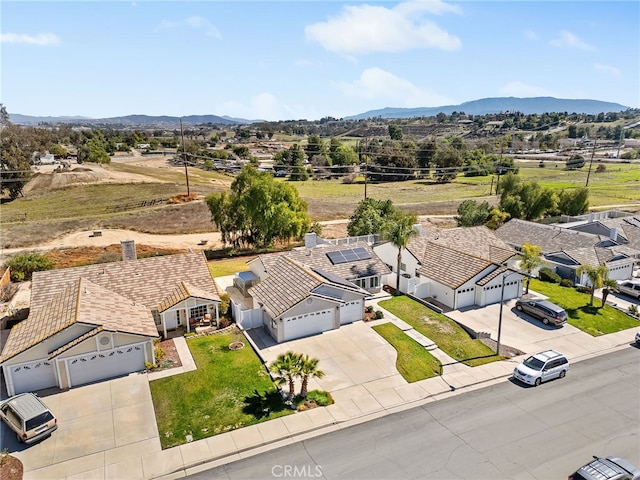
[485,280,520,305]
[456,287,476,309]
[9,360,57,395]
[67,344,146,388]
[340,301,362,325]
[283,310,334,342]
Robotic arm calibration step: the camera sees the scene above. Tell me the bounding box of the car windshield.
[25,411,54,431]
[523,356,545,370]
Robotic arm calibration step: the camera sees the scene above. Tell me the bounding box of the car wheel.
[542,318,550,325]
[534,377,542,386]
[516,305,523,311]
[559,370,566,378]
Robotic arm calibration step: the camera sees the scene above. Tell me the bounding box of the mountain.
[345,97,630,120]
[8,113,249,126]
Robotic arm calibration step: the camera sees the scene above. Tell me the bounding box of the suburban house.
[557,210,640,254]
[249,257,370,343]
[0,249,221,396]
[495,218,637,285]
[373,226,523,310]
[230,235,390,342]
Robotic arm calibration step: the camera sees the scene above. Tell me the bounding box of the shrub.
[154,346,166,362]
[560,278,574,288]
[629,305,639,317]
[538,267,561,284]
[96,252,121,264]
[0,282,18,302]
[375,310,384,319]
[219,293,231,316]
[305,390,334,406]
[4,251,54,281]
[575,285,591,294]
[365,305,374,314]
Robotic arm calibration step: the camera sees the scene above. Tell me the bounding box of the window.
[370,276,380,288]
[190,305,208,320]
[400,262,407,272]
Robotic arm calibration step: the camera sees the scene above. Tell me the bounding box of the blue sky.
[2,1,639,121]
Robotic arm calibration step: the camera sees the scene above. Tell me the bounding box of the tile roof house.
[234,237,389,342]
[248,257,370,343]
[495,218,637,285]
[1,250,220,396]
[374,226,522,310]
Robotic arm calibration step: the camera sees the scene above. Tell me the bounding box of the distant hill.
[8,113,247,126]
[346,97,630,120]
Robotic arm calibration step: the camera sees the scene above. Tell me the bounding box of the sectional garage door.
[67,344,146,388]
[8,360,57,395]
[282,310,334,342]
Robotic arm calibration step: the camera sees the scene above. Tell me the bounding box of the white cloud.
[498,81,553,97]
[158,16,220,38]
[305,1,462,54]
[524,30,538,41]
[220,93,304,121]
[550,31,594,51]
[0,33,60,46]
[335,67,454,107]
[594,63,620,76]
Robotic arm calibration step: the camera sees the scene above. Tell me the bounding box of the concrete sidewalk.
[20,311,637,480]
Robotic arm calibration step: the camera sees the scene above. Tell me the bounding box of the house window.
[176,310,183,326]
[190,305,208,320]
[370,276,380,288]
[400,262,407,272]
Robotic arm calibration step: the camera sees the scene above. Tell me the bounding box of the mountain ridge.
[8,96,631,126]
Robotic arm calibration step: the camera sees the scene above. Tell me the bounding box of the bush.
[365,305,374,314]
[4,252,54,281]
[96,252,121,264]
[219,293,231,316]
[575,285,591,294]
[0,282,18,302]
[538,267,561,284]
[154,346,166,362]
[305,390,334,406]
[560,278,574,288]
[375,310,384,319]
[628,305,639,317]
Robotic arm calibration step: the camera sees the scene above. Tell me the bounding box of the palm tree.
[600,277,619,308]
[576,264,610,306]
[298,354,324,398]
[269,352,300,400]
[519,242,544,294]
[383,212,418,295]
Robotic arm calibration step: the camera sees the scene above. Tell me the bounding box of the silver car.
[617,280,640,301]
[513,350,569,386]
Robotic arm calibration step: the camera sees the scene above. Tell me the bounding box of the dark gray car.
[515,297,567,326]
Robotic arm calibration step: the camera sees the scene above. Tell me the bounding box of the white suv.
[513,350,569,386]
[0,393,58,444]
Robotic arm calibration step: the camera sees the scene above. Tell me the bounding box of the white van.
[0,393,58,444]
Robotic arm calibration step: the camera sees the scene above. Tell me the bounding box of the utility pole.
[585,138,597,187]
[180,118,190,196]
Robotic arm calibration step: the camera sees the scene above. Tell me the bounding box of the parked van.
[515,297,567,326]
[0,393,58,444]
[513,350,569,386]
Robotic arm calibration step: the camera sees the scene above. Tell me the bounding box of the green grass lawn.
[150,329,292,449]
[372,323,441,382]
[528,279,639,336]
[378,296,505,367]
[208,256,254,277]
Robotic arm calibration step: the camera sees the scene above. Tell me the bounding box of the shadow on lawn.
[566,304,601,319]
[242,389,289,419]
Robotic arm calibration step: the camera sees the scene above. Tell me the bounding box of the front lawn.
[378,296,505,367]
[528,279,639,336]
[150,329,292,449]
[372,323,441,382]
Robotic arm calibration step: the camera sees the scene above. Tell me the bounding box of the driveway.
[3,374,160,479]
[447,298,628,360]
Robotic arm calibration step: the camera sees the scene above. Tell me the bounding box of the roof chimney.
[305,232,317,249]
[121,240,137,261]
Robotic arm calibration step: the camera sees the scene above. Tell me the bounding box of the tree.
[455,200,491,227]
[297,354,324,398]
[486,208,510,230]
[269,352,300,400]
[382,212,418,294]
[433,146,462,182]
[576,264,610,307]
[388,124,403,140]
[4,252,54,281]
[205,165,310,249]
[347,198,397,236]
[601,278,619,308]
[566,155,585,170]
[519,242,543,294]
[557,187,589,216]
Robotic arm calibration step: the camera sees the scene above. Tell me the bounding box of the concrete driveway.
[447,298,631,360]
[4,374,160,479]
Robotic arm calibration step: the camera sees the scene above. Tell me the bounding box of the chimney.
[121,240,137,261]
[305,232,317,249]
[609,228,618,242]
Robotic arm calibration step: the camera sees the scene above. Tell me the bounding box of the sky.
[1,0,639,121]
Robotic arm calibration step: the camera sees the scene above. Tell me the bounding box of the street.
[185,347,640,480]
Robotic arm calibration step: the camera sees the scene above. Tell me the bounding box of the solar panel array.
[326,247,372,265]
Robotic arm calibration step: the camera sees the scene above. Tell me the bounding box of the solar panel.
[326,247,372,264]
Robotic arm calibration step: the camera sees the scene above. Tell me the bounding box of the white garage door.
[340,301,362,325]
[283,310,334,342]
[9,360,57,395]
[484,281,520,306]
[67,344,146,388]
[456,287,476,309]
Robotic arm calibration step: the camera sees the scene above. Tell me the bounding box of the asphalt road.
[186,347,640,480]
